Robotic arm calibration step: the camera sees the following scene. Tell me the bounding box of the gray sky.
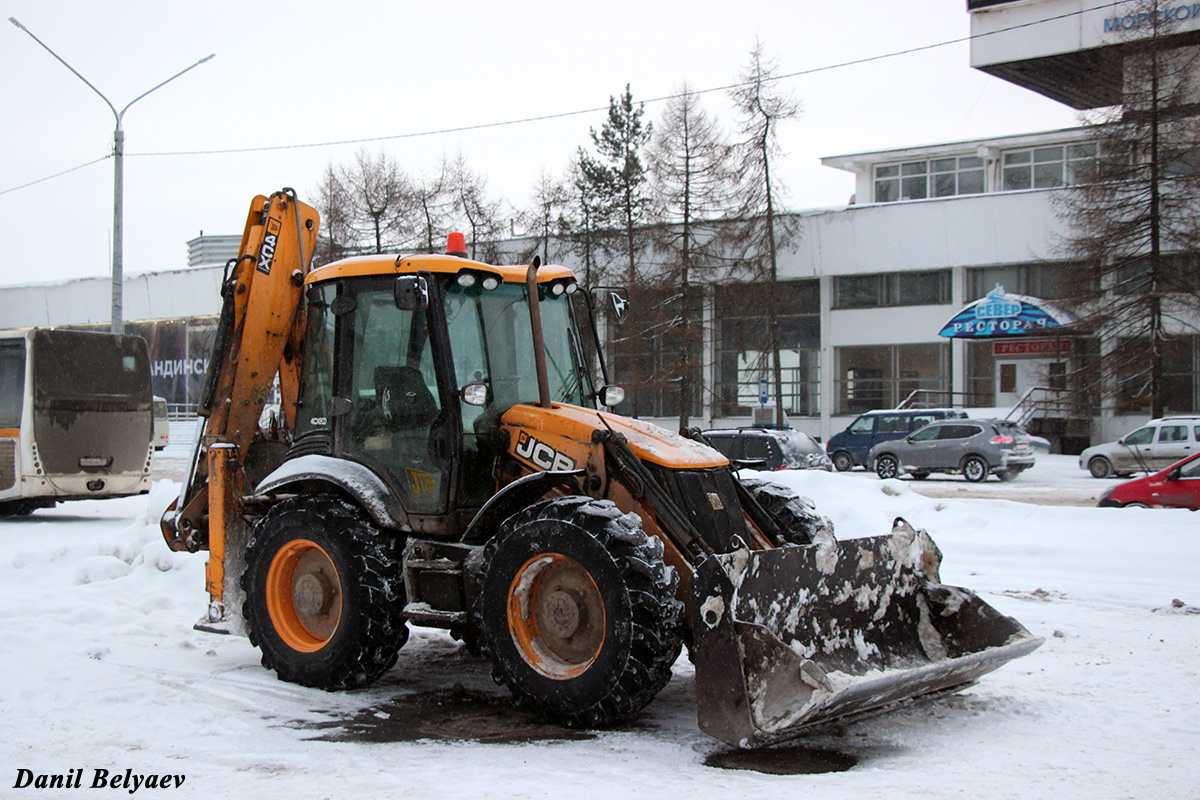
[1,0,1082,288]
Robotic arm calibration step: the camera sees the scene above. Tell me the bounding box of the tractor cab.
[289,242,605,530]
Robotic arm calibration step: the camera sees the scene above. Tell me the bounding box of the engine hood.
[500,403,727,470]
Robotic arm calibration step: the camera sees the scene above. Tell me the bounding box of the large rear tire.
[738,476,833,545]
[242,494,408,690]
[472,496,682,728]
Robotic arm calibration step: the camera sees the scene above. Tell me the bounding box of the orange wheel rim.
[266,539,342,652]
[507,553,605,680]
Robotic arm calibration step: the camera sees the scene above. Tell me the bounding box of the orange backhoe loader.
[163,190,1041,748]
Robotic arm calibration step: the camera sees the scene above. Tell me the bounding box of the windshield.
[444,282,590,411]
[32,330,150,409]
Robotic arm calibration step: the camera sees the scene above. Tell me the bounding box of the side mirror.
[1167,467,1181,482]
[395,276,429,310]
[600,385,625,408]
[461,383,489,407]
[591,287,630,322]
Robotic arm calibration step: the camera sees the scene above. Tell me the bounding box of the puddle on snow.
[705,745,858,775]
[301,684,597,744]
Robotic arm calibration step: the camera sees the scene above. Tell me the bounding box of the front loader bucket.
[693,519,1042,748]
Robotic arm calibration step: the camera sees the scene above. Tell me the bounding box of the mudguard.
[692,519,1043,748]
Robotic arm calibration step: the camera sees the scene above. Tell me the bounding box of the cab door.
[0,339,25,500]
[1156,454,1200,509]
[1117,426,1157,473]
[1152,423,1192,471]
[341,282,450,515]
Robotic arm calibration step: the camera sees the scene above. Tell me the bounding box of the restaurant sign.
[938,285,1078,338]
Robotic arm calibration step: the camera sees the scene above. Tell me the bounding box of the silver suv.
[869,419,1036,482]
[1079,416,1200,478]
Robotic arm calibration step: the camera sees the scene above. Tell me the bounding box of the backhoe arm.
[162,190,319,626]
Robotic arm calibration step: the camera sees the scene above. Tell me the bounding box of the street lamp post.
[10,18,213,333]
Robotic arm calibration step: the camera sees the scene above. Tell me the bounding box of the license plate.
[79,456,111,468]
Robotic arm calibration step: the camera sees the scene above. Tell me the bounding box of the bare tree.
[339,149,412,255]
[312,163,354,267]
[1058,0,1200,418]
[647,84,739,428]
[728,43,801,427]
[521,168,572,266]
[410,166,453,254]
[445,151,507,261]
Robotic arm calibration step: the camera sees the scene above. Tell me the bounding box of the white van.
[1079,416,1200,478]
[152,396,170,450]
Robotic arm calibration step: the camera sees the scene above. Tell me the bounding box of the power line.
[0,154,110,196]
[131,1,1115,159]
[2,2,1122,192]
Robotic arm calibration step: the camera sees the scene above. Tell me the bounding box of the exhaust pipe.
[525,256,552,409]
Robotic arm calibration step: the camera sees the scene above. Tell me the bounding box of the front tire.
[875,454,900,480]
[832,452,854,472]
[738,476,833,545]
[1088,457,1114,479]
[242,494,408,690]
[962,455,990,483]
[472,496,682,728]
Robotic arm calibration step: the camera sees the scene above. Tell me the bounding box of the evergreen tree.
[578,85,654,415]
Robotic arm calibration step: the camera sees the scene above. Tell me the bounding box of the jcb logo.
[257,218,282,275]
[514,431,577,472]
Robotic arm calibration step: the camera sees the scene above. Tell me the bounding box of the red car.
[1098,452,1200,509]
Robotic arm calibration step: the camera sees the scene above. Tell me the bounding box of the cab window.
[1124,427,1154,445]
[847,416,875,434]
[742,436,775,461]
[875,415,909,434]
[910,426,941,442]
[1158,425,1187,443]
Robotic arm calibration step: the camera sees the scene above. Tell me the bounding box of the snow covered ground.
[1,448,1197,798]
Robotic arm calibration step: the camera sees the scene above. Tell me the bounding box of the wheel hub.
[266,539,343,651]
[508,553,605,679]
[540,589,583,639]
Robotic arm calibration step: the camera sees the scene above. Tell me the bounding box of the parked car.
[868,419,1036,482]
[152,396,170,451]
[826,408,968,472]
[701,427,833,471]
[1098,452,1200,510]
[1079,415,1200,478]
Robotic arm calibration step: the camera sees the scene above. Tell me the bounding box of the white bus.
[0,328,153,515]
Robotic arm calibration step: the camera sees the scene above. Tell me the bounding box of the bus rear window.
[32,330,150,405]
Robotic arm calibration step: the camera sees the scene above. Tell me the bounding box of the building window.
[833,270,951,309]
[835,343,950,414]
[714,280,820,417]
[1002,143,1098,191]
[1116,335,1200,415]
[1114,252,1200,295]
[608,285,703,420]
[966,262,1087,302]
[874,157,984,202]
